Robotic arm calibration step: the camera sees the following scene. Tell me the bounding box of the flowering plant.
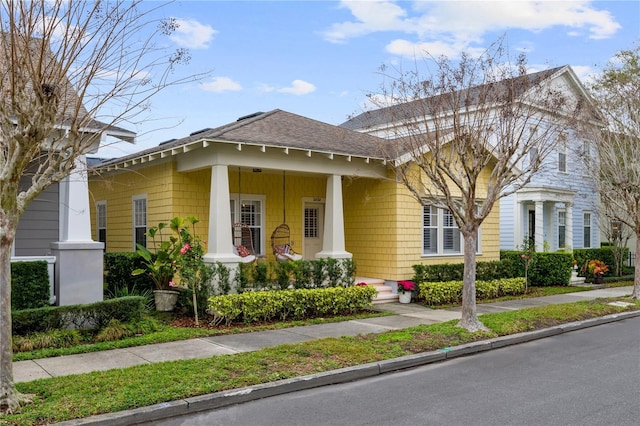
[587,260,609,276]
[132,220,182,291]
[397,280,415,294]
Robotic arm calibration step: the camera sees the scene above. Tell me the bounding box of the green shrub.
[12,296,147,336]
[233,258,356,292]
[574,247,628,276]
[11,261,50,310]
[417,278,526,305]
[412,259,521,284]
[104,252,155,295]
[207,285,376,326]
[529,253,573,286]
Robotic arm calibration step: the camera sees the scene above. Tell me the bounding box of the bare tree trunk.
[633,236,640,299]
[0,217,31,413]
[458,227,488,332]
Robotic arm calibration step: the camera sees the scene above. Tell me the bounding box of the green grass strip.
[2,298,638,425]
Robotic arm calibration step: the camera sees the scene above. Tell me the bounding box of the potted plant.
[587,259,609,284]
[132,218,184,311]
[397,280,415,304]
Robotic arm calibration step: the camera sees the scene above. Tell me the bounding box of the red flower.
[180,243,191,255]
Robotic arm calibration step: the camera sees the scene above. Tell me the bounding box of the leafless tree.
[583,45,640,298]
[597,202,633,277]
[0,0,197,413]
[361,41,582,331]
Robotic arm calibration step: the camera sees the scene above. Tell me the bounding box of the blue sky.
[99,0,639,157]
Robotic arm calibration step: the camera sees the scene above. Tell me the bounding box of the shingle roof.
[95,109,391,168]
[340,66,566,131]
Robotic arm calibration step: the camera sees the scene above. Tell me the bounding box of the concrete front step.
[356,276,399,304]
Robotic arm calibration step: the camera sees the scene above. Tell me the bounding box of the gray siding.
[15,180,59,256]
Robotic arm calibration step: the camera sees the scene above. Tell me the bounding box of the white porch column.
[316,174,352,259]
[514,200,523,249]
[51,155,104,306]
[566,203,573,250]
[203,164,241,264]
[535,201,544,252]
[59,155,93,242]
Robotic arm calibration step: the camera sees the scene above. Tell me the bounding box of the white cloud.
[169,18,217,49]
[323,1,621,57]
[277,80,316,95]
[200,77,242,93]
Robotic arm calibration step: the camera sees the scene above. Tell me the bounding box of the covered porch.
[515,186,576,252]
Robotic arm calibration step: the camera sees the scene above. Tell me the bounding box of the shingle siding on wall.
[89,162,176,252]
[15,182,59,256]
[344,172,501,282]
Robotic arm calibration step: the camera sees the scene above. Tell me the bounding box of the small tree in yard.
[362,41,582,331]
[583,45,640,298]
[0,0,196,413]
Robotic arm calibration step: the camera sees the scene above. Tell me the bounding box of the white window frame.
[422,204,481,256]
[558,209,566,249]
[96,200,107,249]
[230,193,266,255]
[132,194,147,250]
[583,211,592,248]
[557,134,568,173]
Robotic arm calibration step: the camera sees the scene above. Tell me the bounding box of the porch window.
[558,209,566,248]
[230,196,264,255]
[422,205,462,255]
[132,195,147,249]
[96,201,107,249]
[583,212,592,248]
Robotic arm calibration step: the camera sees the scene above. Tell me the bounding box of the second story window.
[558,133,567,173]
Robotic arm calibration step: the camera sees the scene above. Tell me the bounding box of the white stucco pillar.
[316,174,352,259]
[52,155,104,306]
[203,164,241,264]
[565,203,573,250]
[535,201,544,252]
[59,155,93,242]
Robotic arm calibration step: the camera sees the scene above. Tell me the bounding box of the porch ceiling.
[516,185,576,204]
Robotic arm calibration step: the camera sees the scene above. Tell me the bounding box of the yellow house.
[89,110,500,283]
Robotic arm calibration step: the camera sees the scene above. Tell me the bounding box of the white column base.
[315,251,352,259]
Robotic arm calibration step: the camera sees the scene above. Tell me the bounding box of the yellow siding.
[89,162,177,252]
[344,165,501,281]
[89,159,500,280]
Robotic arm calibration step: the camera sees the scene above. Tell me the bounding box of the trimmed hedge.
[207,285,377,326]
[104,252,155,294]
[411,259,521,284]
[501,251,573,286]
[12,296,147,336]
[417,277,526,306]
[11,261,50,310]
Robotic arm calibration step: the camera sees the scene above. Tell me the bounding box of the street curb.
[56,310,640,425]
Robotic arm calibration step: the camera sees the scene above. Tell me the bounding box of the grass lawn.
[2,289,638,425]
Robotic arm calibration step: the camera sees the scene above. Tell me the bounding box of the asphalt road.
[150,317,640,426]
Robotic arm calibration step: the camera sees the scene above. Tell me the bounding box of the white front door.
[303,203,324,260]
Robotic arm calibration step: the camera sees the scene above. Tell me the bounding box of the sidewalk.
[14,285,634,384]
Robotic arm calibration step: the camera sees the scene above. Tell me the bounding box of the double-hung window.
[133,195,147,249]
[96,201,107,249]
[583,212,592,248]
[230,195,265,255]
[557,133,568,173]
[558,209,566,249]
[422,205,465,255]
